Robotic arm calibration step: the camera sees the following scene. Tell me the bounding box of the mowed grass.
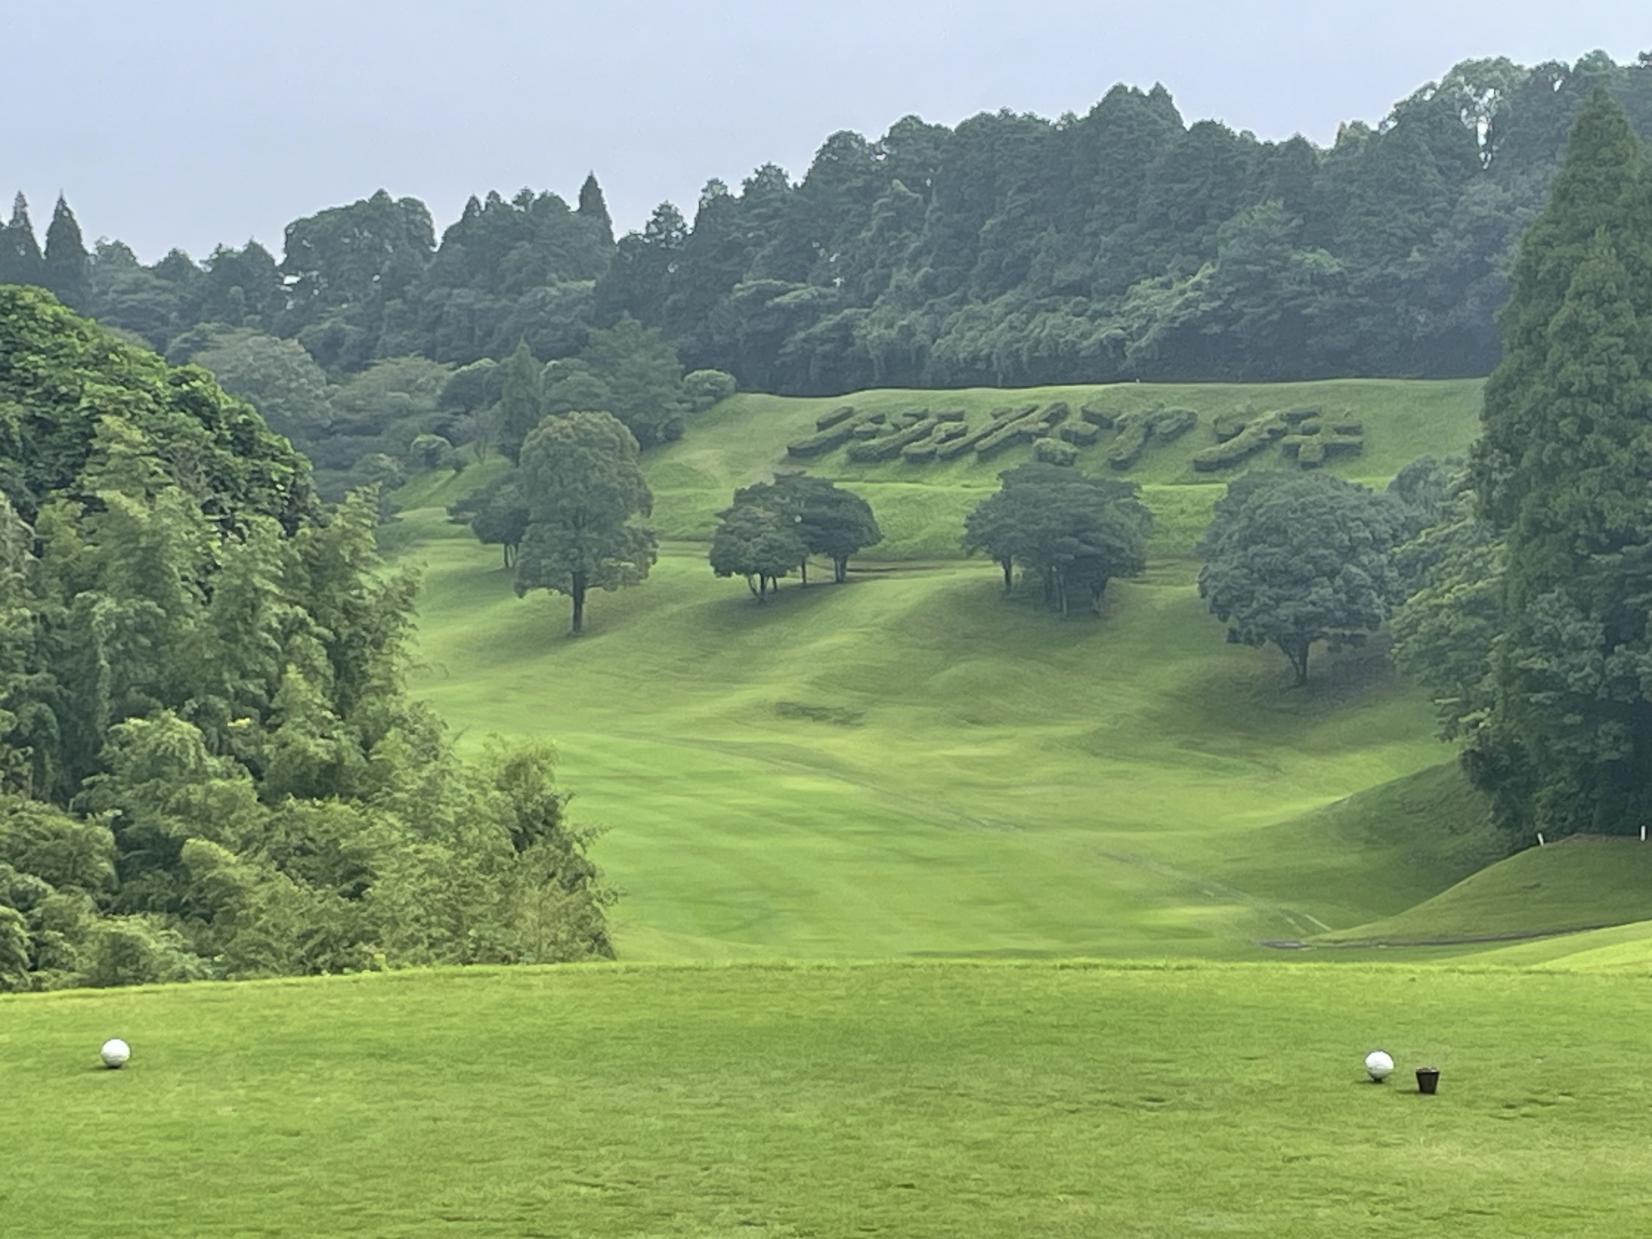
[1313,839,1652,947]
[404,507,1483,962]
[7,962,1652,1237]
[648,379,1484,558]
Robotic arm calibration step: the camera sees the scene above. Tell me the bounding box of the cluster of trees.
[0,289,613,991]
[1191,88,1652,847]
[1393,89,1652,843]
[964,464,1152,615]
[7,54,1652,405]
[709,476,882,599]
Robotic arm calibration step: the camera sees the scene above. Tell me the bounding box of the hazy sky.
[8,1,1648,261]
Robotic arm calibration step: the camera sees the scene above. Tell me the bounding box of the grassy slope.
[8,962,1652,1237]
[406,511,1482,962]
[1313,839,1652,946]
[386,377,1525,962]
[648,379,1485,558]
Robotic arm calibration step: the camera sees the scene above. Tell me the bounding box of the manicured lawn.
[5,962,1651,1237]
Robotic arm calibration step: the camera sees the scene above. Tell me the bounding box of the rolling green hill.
[647,378,1485,558]
[1311,839,1652,947]
[8,961,1652,1236]
[385,377,1544,963]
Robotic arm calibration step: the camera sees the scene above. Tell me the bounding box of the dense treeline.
[4,54,1650,406]
[0,290,613,990]
[1392,89,1652,843]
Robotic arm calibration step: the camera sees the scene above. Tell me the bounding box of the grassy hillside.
[1312,839,1652,947]
[8,961,1652,1236]
[405,510,1486,962]
[647,379,1484,558]
[380,376,1535,963]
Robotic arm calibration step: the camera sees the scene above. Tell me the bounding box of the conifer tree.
[577,173,614,247]
[1470,90,1652,838]
[43,195,91,310]
[0,193,44,287]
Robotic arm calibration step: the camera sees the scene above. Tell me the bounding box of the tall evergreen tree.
[1469,90,1652,839]
[0,193,44,287]
[577,173,614,247]
[42,195,91,310]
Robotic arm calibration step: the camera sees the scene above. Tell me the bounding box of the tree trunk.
[570,573,587,635]
[502,544,511,570]
[800,559,809,587]
[1000,559,1013,593]
[745,574,760,598]
[835,556,848,584]
[1278,637,1309,685]
[757,575,768,603]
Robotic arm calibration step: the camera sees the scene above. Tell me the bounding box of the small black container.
[1415,1066,1440,1095]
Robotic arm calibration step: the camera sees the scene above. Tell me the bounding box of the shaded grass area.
[1313,839,1652,946]
[5,962,1652,1237]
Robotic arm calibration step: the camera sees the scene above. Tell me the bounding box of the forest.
[3,52,1650,410]
[0,289,613,991]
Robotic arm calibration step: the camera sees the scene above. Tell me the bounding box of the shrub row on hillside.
[1105,407,1198,470]
[1192,405,1364,472]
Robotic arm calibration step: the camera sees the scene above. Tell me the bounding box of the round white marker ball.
[1364,1049,1394,1082]
[100,1038,131,1069]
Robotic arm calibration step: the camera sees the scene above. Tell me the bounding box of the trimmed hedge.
[933,409,968,423]
[850,422,883,440]
[1280,407,1321,425]
[787,424,856,458]
[1190,412,1288,472]
[815,405,856,431]
[1211,412,1250,442]
[1106,416,1153,470]
[1039,401,1072,427]
[895,408,929,427]
[932,422,969,444]
[1080,404,1117,428]
[847,417,939,462]
[1059,421,1102,446]
[901,442,938,463]
[1034,437,1079,466]
[1151,407,1198,440]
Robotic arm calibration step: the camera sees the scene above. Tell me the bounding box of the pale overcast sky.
[8,1,1648,260]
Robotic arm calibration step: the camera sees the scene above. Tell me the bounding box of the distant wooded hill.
[4,53,1649,394]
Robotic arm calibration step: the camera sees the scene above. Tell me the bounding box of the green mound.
[1313,838,1652,947]
[7,961,1652,1236]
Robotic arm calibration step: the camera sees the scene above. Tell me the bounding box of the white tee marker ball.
[1364,1049,1394,1082]
[100,1038,131,1069]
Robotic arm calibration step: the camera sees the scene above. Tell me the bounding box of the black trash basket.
[1415,1066,1440,1095]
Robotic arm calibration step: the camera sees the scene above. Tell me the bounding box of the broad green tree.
[189,328,335,441]
[1198,472,1404,684]
[709,501,808,601]
[965,464,1151,614]
[514,412,656,634]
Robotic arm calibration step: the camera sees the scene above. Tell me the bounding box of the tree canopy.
[7,54,1650,401]
[513,411,657,634]
[1197,471,1405,684]
[964,462,1151,615]
[0,291,613,989]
